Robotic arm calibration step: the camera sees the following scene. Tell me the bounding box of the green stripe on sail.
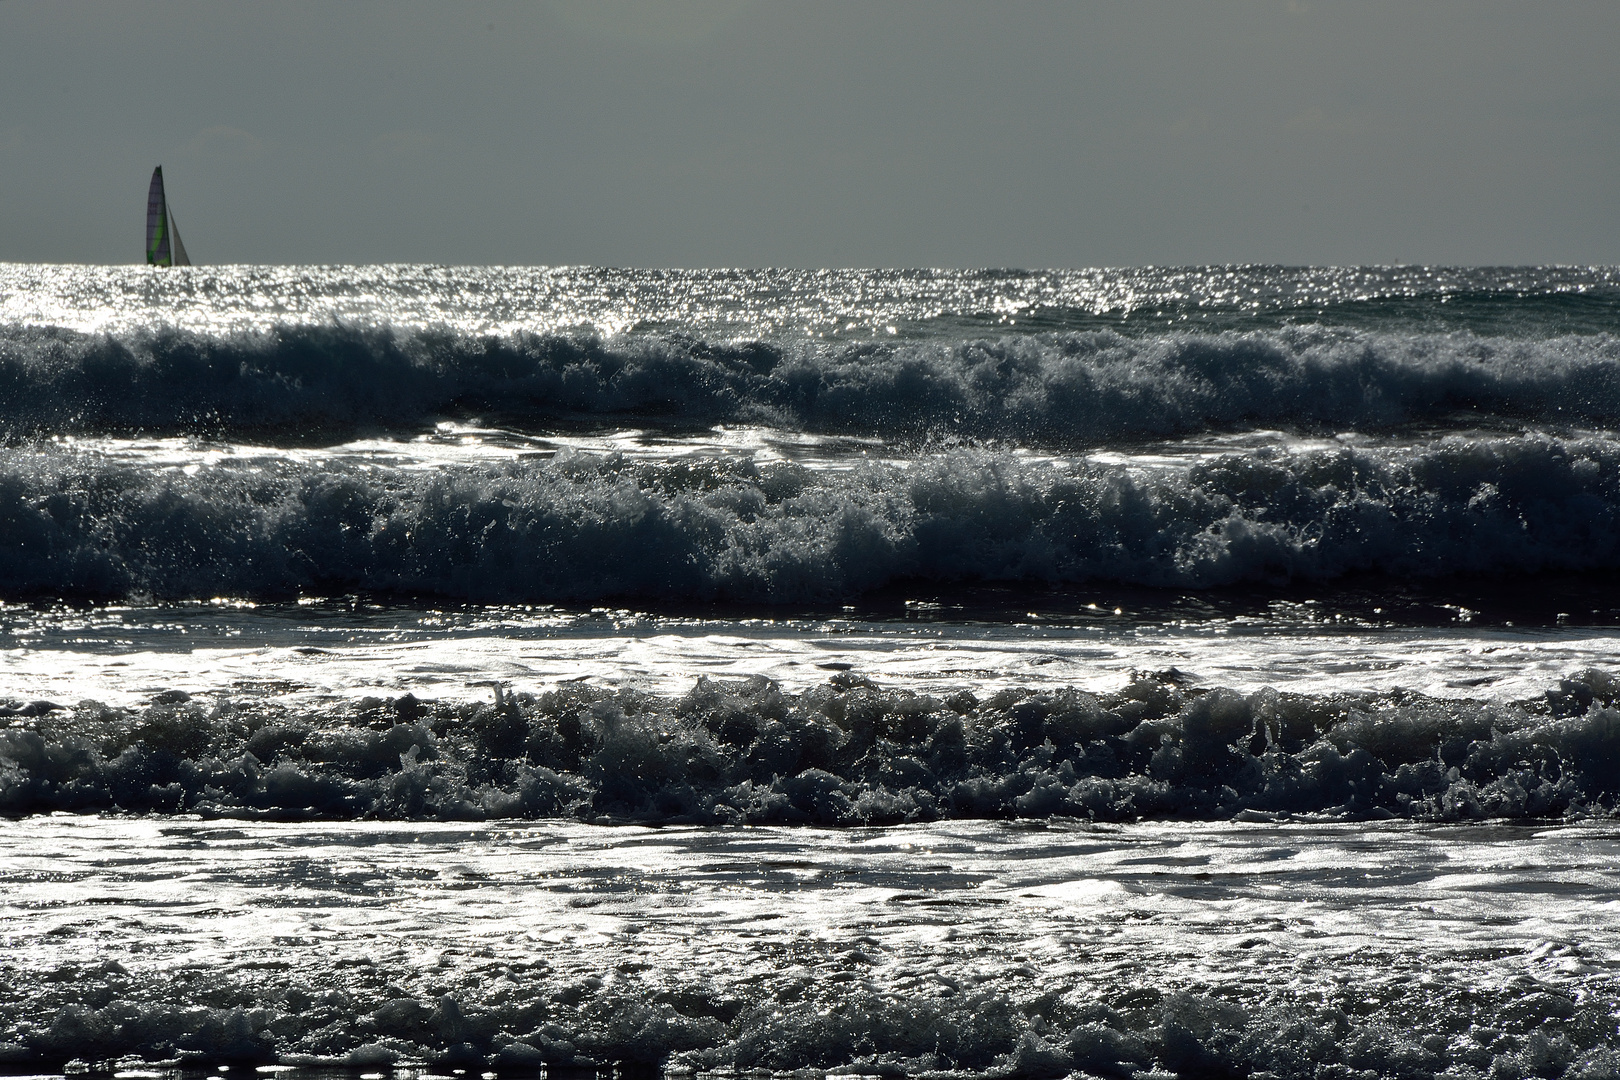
[146,166,171,266]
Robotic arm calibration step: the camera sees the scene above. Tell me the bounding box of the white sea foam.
[3,599,1617,711]
[1,816,1615,1073]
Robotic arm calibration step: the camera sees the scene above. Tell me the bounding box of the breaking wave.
[5,668,1620,824]
[6,321,1620,443]
[7,962,1618,1077]
[5,433,1620,603]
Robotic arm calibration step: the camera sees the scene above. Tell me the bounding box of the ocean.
[1,263,1618,1079]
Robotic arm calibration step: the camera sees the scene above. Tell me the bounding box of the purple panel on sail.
[146,167,169,266]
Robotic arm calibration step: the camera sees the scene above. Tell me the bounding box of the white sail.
[169,208,191,266]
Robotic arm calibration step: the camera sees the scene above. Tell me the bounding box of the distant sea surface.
[2,265,1619,1077]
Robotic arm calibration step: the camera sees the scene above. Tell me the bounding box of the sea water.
[1,264,1619,1077]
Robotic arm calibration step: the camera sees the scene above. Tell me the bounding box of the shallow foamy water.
[4,817,1617,1073]
[5,596,1619,712]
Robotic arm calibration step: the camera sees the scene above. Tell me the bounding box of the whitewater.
[2,264,1619,1079]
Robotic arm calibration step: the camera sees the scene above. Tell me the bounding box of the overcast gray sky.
[2,0,1617,267]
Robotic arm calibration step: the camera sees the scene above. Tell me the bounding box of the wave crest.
[6,322,1620,441]
[5,669,1620,823]
[3,434,1620,602]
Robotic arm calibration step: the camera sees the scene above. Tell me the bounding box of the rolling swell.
[6,321,1620,442]
[3,434,1620,603]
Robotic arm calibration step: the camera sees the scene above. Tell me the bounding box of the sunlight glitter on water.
[6,597,1620,709]
[4,818,1617,1063]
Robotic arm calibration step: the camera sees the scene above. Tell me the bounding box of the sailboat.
[145,166,191,267]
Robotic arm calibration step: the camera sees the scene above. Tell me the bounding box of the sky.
[1,0,1617,268]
